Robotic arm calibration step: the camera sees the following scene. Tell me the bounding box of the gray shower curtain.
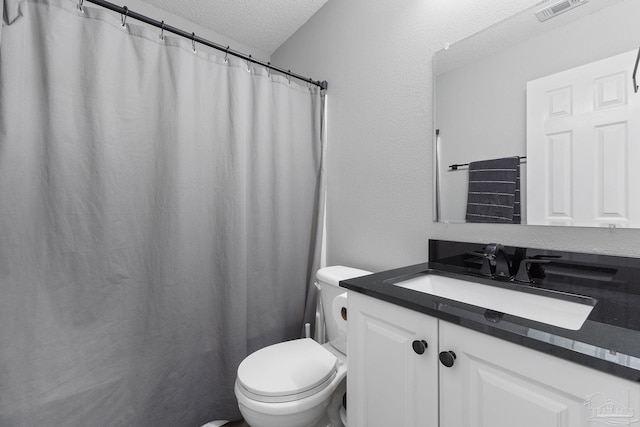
[0,0,325,425]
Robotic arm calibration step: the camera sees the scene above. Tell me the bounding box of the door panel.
[347,293,439,427]
[527,49,640,227]
[439,322,640,427]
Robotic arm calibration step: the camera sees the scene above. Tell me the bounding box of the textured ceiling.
[141,0,329,55]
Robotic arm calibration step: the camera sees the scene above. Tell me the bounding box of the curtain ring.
[121,6,129,28]
[192,32,196,53]
[159,21,165,41]
[246,55,252,72]
[267,62,271,77]
[77,0,84,13]
[224,46,229,63]
[287,70,291,85]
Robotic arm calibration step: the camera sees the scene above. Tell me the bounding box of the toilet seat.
[236,338,338,404]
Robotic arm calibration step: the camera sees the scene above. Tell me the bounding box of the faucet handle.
[513,255,559,283]
[466,250,493,276]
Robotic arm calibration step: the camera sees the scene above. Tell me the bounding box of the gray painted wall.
[272,0,640,272]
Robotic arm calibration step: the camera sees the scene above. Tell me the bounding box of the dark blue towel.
[465,157,521,224]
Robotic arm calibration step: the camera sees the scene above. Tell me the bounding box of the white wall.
[272,0,640,272]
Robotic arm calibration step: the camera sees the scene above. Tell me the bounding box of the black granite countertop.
[339,240,640,383]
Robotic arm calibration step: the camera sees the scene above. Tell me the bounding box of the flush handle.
[439,351,457,367]
[412,340,428,355]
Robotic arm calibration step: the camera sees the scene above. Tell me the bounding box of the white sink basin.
[393,273,595,330]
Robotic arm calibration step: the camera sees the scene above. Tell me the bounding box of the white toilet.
[234,266,371,427]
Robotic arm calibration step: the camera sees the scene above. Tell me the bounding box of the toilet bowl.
[234,266,371,427]
[235,339,346,427]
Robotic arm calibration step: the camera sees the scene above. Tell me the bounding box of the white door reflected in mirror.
[527,49,640,227]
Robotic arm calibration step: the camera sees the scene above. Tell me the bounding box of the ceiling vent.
[535,0,588,22]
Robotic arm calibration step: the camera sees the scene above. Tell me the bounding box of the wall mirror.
[434,0,640,228]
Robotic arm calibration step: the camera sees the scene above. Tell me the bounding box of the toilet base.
[238,400,328,427]
[311,378,346,427]
[237,378,346,427]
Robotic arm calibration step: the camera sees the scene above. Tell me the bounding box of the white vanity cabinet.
[347,292,640,427]
[439,321,640,427]
[347,292,439,427]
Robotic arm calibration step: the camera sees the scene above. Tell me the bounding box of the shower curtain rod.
[80,0,328,90]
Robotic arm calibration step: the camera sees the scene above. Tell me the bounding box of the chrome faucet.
[484,243,512,280]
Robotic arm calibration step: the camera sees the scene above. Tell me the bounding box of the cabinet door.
[347,292,439,427]
[439,321,640,427]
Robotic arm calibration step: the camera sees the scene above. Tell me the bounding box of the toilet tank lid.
[237,338,337,398]
[316,266,371,287]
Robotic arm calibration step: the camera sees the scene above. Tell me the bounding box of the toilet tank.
[316,266,371,353]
